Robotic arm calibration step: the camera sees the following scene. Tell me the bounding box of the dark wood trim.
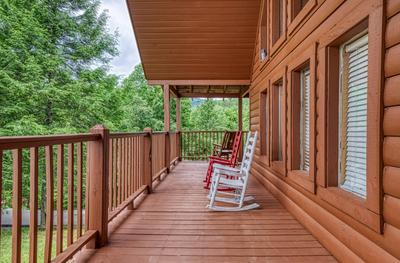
[288,0,317,35]
[179,93,241,98]
[148,80,251,86]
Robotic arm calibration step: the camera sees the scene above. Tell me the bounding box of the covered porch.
[80,162,335,263]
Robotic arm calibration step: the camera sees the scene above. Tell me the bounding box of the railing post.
[143,128,153,193]
[165,132,170,173]
[87,125,109,248]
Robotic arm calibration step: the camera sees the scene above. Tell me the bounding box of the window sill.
[288,0,317,36]
[271,160,285,177]
[271,35,286,56]
[318,187,381,233]
[288,170,314,193]
[259,155,270,166]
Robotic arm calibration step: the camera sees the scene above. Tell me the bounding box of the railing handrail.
[0,134,100,150]
[109,132,149,138]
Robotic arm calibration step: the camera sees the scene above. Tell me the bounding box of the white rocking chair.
[207,131,259,211]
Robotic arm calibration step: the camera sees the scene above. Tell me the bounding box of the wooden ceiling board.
[127,0,260,83]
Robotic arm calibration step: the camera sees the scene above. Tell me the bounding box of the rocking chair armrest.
[209,156,228,162]
[213,163,241,175]
[211,159,231,166]
[213,143,222,148]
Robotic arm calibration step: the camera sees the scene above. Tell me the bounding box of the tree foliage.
[0,0,249,209]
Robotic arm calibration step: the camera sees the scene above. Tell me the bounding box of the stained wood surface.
[126,0,260,81]
[82,162,336,263]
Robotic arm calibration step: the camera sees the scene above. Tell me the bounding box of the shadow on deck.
[80,161,336,263]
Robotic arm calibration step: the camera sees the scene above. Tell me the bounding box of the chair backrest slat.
[240,131,258,174]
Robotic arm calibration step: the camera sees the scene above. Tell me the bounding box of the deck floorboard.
[82,161,336,263]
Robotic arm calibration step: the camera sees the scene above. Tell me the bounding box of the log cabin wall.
[249,0,400,261]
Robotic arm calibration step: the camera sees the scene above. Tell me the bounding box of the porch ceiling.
[126,0,260,84]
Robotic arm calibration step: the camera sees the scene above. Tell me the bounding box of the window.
[272,79,284,162]
[338,32,368,198]
[291,0,309,20]
[260,0,268,61]
[291,64,311,171]
[287,45,316,193]
[321,16,382,232]
[272,0,284,44]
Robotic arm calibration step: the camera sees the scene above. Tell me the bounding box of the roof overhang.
[126,0,260,89]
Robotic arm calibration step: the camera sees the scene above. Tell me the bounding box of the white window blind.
[300,67,310,172]
[339,33,368,198]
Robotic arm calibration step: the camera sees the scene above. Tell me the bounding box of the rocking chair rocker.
[207,131,259,211]
[203,131,242,189]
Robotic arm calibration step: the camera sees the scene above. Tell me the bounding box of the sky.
[100,0,141,78]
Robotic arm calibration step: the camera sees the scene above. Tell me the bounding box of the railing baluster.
[12,149,22,263]
[112,139,117,209]
[67,143,74,246]
[44,146,54,263]
[56,145,64,255]
[108,139,113,212]
[77,142,83,238]
[0,150,2,251]
[117,138,121,206]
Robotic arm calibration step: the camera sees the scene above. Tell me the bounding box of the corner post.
[165,132,170,174]
[238,97,243,131]
[163,84,170,131]
[87,125,109,248]
[143,128,153,193]
[163,84,171,173]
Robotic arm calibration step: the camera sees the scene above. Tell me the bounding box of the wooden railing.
[0,133,99,263]
[0,128,246,262]
[180,131,248,160]
[0,126,178,263]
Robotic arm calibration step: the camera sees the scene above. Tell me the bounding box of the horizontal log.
[251,168,398,262]
[383,166,400,198]
[383,195,400,229]
[384,75,400,107]
[386,13,400,48]
[383,106,400,136]
[51,230,97,263]
[385,44,400,78]
[383,137,400,167]
[387,0,400,18]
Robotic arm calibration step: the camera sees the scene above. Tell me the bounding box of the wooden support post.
[165,132,170,174]
[87,125,109,248]
[238,97,243,131]
[177,131,182,161]
[143,128,153,193]
[163,84,170,131]
[176,97,182,161]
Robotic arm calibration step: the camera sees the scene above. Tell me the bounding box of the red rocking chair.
[204,131,243,189]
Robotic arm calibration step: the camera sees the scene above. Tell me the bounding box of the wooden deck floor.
[82,162,336,263]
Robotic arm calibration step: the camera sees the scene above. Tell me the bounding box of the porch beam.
[148,80,251,86]
[238,97,243,131]
[179,93,240,98]
[163,84,170,131]
[169,85,179,98]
